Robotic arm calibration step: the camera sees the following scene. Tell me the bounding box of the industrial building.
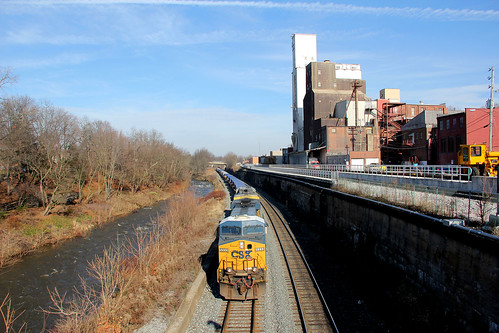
[250,33,493,168]
[291,34,317,158]
[301,59,380,166]
[399,110,449,164]
[376,94,449,164]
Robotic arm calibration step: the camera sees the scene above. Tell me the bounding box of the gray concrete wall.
[339,172,498,194]
[238,168,499,331]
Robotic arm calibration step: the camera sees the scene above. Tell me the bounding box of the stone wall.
[238,168,499,331]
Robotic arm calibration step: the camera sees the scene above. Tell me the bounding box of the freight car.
[216,169,267,300]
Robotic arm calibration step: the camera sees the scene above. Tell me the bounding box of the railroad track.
[260,193,339,333]
[219,299,264,332]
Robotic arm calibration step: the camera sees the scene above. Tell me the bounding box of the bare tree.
[29,102,79,215]
[190,148,214,174]
[0,67,16,91]
[223,152,239,169]
[0,96,37,196]
[90,121,124,200]
[476,177,494,227]
[0,88,192,211]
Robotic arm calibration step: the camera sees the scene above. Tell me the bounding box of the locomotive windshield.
[221,225,241,235]
[244,225,264,234]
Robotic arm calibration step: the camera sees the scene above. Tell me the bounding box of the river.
[0,180,213,332]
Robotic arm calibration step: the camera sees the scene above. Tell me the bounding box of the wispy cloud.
[7,52,93,68]
[5,0,499,21]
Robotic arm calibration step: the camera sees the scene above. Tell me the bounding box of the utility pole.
[490,67,499,217]
[489,66,495,151]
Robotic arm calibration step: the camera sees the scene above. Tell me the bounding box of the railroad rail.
[219,299,264,333]
[260,193,340,333]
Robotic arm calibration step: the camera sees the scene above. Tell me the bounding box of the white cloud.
[5,1,499,21]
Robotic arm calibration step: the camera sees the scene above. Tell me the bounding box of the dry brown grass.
[1,294,26,333]
[48,180,225,332]
[0,181,191,268]
[200,190,225,202]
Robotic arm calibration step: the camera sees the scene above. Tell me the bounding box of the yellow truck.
[458,144,499,177]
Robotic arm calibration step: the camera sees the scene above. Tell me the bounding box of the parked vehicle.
[308,158,320,169]
[458,144,499,176]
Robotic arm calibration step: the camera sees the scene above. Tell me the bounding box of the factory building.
[399,110,448,165]
[289,33,455,167]
[377,93,448,164]
[302,59,380,166]
[291,33,317,160]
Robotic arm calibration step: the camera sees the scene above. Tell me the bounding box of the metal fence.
[248,164,472,182]
[241,164,498,227]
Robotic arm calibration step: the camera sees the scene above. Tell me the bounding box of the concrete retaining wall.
[238,168,499,331]
[339,172,497,194]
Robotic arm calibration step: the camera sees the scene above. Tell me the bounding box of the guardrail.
[244,164,473,182]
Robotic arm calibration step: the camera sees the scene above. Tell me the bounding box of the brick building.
[377,96,448,164]
[400,110,447,164]
[437,107,499,164]
[302,60,380,165]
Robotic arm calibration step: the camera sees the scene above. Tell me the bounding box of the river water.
[0,180,213,332]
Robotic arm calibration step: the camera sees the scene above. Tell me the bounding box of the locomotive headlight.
[226,267,233,273]
[239,241,244,249]
[252,267,258,273]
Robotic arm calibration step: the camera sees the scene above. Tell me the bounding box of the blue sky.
[1,1,498,156]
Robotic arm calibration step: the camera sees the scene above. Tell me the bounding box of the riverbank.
[0,180,190,268]
[49,170,226,332]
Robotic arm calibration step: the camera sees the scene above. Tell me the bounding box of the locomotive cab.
[218,216,267,300]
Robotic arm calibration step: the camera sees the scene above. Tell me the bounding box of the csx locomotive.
[216,169,267,300]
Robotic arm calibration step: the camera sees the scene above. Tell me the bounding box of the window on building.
[448,137,455,153]
[452,118,457,129]
[440,120,444,130]
[318,82,321,87]
[460,117,464,128]
[411,107,415,116]
[446,119,450,130]
[409,133,415,144]
[456,136,462,151]
[318,69,321,75]
[441,138,447,153]
[394,107,398,113]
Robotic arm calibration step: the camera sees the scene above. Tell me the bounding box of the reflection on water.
[0,180,213,332]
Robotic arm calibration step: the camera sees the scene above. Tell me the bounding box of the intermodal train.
[216,169,267,300]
